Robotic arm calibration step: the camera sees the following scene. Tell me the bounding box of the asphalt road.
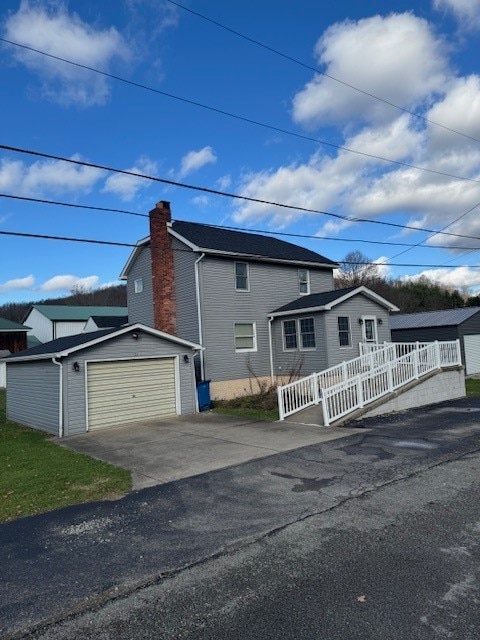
[2,397,480,639]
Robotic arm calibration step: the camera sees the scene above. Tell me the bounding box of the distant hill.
[0,285,127,324]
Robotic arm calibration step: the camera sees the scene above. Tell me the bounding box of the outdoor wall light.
[73,362,80,372]
[131,332,139,340]
[183,354,190,363]
[358,318,364,324]
[378,318,383,325]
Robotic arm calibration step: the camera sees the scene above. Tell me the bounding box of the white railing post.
[312,374,320,405]
[387,360,393,392]
[456,338,462,365]
[277,386,285,421]
[434,340,441,369]
[342,361,348,381]
[413,346,420,379]
[322,393,330,426]
[357,374,364,408]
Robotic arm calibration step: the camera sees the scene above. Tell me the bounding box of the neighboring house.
[3,324,200,436]
[120,201,399,399]
[0,318,31,388]
[23,305,128,343]
[83,315,128,332]
[0,317,30,353]
[390,307,480,374]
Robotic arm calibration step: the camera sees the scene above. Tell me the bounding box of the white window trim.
[134,278,143,294]
[234,261,250,292]
[234,322,257,353]
[337,315,352,349]
[298,268,310,295]
[282,317,316,352]
[362,315,378,343]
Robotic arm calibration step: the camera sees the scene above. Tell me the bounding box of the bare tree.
[335,251,380,288]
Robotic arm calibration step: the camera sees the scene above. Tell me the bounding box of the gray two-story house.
[120,201,398,399]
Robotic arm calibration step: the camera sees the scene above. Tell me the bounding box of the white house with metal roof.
[23,305,128,343]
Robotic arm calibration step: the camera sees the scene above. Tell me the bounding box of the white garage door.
[87,358,177,431]
[464,335,480,375]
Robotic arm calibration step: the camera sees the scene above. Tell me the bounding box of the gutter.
[268,317,275,384]
[194,253,206,380]
[51,358,63,437]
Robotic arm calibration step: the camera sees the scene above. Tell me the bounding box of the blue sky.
[1,0,480,302]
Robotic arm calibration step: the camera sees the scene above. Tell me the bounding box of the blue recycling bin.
[197,380,211,412]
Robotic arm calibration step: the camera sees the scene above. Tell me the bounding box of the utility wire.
[4,143,480,243]
[3,227,480,268]
[1,37,480,185]
[3,191,480,250]
[165,0,480,146]
[0,193,148,217]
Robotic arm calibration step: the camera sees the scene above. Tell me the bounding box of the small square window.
[234,323,256,351]
[235,262,249,291]
[338,316,351,347]
[298,269,310,295]
[134,278,143,294]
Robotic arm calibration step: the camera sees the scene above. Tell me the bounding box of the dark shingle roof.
[390,307,480,330]
[6,328,117,360]
[271,287,358,314]
[0,318,30,332]
[89,315,128,328]
[171,221,337,266]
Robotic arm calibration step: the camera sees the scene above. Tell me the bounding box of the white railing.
[0,362,5,388]
[277,340,461,423]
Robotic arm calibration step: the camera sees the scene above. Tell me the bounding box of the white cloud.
[292,13,449,128]
[216,175,232,191]
[103,156,157,201]
[434,0,480,29]
[4,1,130,106]
[179,146,217,178]
[0,155,103,196]
[402,266,480,290]
[191,195,210,207]
[40,274,99,292]
[0,274,35,293]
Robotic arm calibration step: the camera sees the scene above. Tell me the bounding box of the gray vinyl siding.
[272,313,328,378]
[126,246,153,326]
[325,296,392,368]
[6,361,60,434]
[200,256,334,381]
[172,238,199,343]
[63,332,197,436]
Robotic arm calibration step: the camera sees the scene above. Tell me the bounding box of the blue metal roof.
[390,307,480,329]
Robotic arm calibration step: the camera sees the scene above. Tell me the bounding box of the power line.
[0,193,148,217]
[3,190,480,250]
[0,229,135,247]
[4,143,480,243]
[165,0,480,146]
[3,228,480,269]
[1,37,480,185]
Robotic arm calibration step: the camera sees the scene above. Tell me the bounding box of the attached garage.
[3,324,201,436]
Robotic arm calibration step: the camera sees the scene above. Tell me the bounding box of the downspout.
[194,253,206,380]
[268,316,275,384]
[52,357,63,437]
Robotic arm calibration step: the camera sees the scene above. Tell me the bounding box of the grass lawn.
[465,378,480,397]
[0,389,131,523]
[213,405,279,422]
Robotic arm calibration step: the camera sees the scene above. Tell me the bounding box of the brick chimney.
[149,200,176,335]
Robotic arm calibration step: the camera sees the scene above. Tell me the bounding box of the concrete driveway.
[58,412,361,489]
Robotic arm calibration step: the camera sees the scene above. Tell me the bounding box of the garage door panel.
[87,358,177,431]
[464,335,480,375]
